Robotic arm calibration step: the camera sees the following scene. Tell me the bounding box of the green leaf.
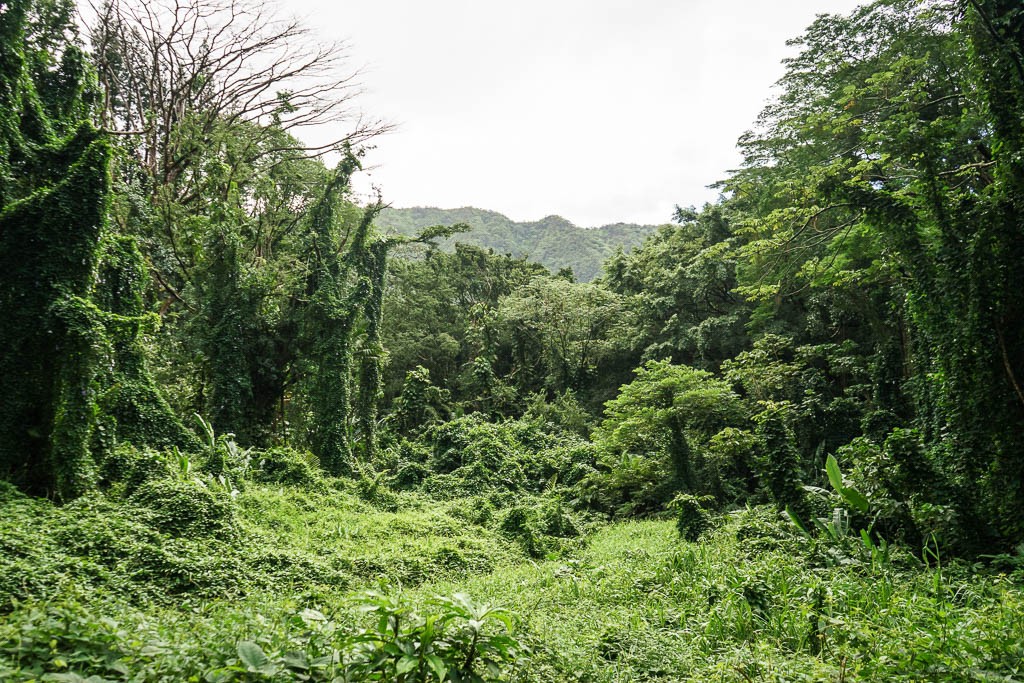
[311,654,335,668]
[487,610,515,632]
[236,641,270,670]
[396,655,418,675]
[299,608,326,623]
[785,506,811,537]
[825,454,844,493]
[425,653,448,681]
[283,650,310,670]
[842,486,869,513]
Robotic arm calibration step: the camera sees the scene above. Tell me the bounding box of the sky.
[291,0,865,227]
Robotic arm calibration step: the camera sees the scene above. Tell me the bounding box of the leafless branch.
[85,0,392,186]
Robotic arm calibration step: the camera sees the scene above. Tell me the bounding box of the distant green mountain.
[375,206,662,282]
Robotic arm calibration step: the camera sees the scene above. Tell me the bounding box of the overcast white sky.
[293,1,864,227]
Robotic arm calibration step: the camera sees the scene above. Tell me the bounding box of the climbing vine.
[0,0,191,500]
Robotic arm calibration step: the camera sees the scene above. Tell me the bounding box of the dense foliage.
[2,0,1024,680]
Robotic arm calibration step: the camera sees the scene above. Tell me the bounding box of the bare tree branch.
[85,0,392,186]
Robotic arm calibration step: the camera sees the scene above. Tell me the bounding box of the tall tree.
[722,0,1024,548]
[82,0,394,447]
[0,0,187,498]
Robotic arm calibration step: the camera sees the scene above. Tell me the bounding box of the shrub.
[670,494,715,542]
[252,447,322,488]
[423,416,528,495]
[704,427,757,504]
[128,537,248,598]
[499,498,580,559]
[584,361,747,514]
[192,591,530,682]
[733,505,804,556]
[355,472,402,511]
[128,478,237,540]
[394,461,430,489]
[753,403,807,517]
[499,506,539,554]
[338,591,529,682]
[522,389,594,438]
[98,444,173,495]
[574,452,670,517]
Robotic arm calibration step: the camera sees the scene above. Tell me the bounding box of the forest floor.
[3,474,1024,682]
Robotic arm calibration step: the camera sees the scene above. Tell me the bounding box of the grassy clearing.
[415,515,1024,681]
[235,487,519,588]
[3,476,1024,681]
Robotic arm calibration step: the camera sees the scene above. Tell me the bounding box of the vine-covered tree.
[721,0,1024,549]
[0,0,189,499]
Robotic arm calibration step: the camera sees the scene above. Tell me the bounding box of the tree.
[604,204,749,370]
[0,0,188,498]
[721,0,1024,549]
[491,278,629,401]
[87,0,385,188]
[582,361,745,514]
[87,0,384,305]
[79,0,400,455]
[381,244,549,409]
[84,0,390,408]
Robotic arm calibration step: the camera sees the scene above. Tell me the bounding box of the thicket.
[3,0,1024,680]
[1,0,1022,567]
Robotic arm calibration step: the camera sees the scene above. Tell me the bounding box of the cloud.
[296,0,864,226]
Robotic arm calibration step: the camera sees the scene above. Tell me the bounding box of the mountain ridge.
[375,206,663,281]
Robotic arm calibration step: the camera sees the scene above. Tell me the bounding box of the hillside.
[375,206,661,281]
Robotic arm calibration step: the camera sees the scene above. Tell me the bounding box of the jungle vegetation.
[1,0,1023,680]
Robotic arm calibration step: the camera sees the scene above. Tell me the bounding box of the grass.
[235,486,519,585]
[2,477,1023,681]
[417,515,1024,680]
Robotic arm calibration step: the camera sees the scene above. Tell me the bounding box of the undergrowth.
[2,442,1023,681]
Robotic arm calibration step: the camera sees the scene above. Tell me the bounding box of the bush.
[128,478,237,540]
[522,389,594,438]
[704,427,757,504]
[252,447,322,488]
[336,591,529,681]
[671,494,715,542]
[447,495,497,527]
[128,537,248,598]
[423,416,528,495]
[753,404,808,517]
[574,452,671,517]
[499,498,580,558]
[355,472,401,511]
[394,461,430,489]
[733,505,804,556]
[584,361,747,515]
[99,444,173,495]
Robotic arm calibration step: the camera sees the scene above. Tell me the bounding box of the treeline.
[377,0,1024,554]
[375,206,659,282]
[1,0,1023,557]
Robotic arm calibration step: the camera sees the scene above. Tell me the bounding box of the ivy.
[0,127,110,499]
[0,0,191,500]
